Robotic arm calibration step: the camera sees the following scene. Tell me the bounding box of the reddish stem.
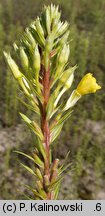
[41,63,51,181]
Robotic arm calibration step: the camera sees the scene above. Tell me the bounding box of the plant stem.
[41,61,52,199]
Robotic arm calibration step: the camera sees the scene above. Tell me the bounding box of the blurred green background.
[0,0,105,200]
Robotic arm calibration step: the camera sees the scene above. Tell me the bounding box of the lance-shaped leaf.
[54,74,74,107]
[58,151,70,172]
[30,24,45,48]
[24,184,46,200]
[20,113,44,141]
[14,150,44,168]
[20,162,36,176]
[35,168,43,180]
[50,123,63,143]
[23,193,34,200]
[14,150,35,162]
[56,21,69,38]
[59,30,70,46]
[17,97,40,115]
[54,181,61,200]
[57,109,73,125]
[46,93,55,119]
[34,137,46,160]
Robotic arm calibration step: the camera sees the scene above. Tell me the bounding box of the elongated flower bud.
[36,180,43,190]
[44,34,54,70]
[76,73,101,95]
[44,175,50,187]
[4,52,22,79]
[20,47,29,70]
[13,43,18,52]
[35,17,45,38]
[46,7,51,34]
[26,28,36,48]
[35,168,43,180]
[58,44,70,65]
[33,45,40,72]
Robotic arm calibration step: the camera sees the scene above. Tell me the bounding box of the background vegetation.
[0,0,105,199]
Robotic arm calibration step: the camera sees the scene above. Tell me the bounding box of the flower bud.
[59,66,76,88]
[44,175,50,187]
[58,44,70,65]
[13,43,18,52]
[36,180,43,190]
[46,7,51,34]
[33,45,40,72]
[4,52,22,79]
[20,47,29,70]
[26,28,36,48]
[76,73,101,95]
[44,34,54,70]
[35,17,45,38]
[35,168,43,180]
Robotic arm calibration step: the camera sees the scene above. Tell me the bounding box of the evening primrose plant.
[4,4,101,200]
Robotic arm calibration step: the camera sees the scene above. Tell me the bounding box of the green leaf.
[34,137,46,160]
[24,184,46,200]
[59,162,72,175]
[50,123,63,143]
[33,152,44,168]
[20,113,31,124]
[46,93,55,119]
[20,162,36,176]
[57,109,73,125]
[14,150,35,162]
[59,151,70,172]
[54,182,61,200]
[20,113,44,141]
[22,193,34,200]
[17,97,40,115]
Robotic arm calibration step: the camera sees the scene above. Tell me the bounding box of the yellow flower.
[76,73,101,95]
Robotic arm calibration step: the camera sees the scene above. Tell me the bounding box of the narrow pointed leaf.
[14,150,35,162]
[20,162,36,176]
